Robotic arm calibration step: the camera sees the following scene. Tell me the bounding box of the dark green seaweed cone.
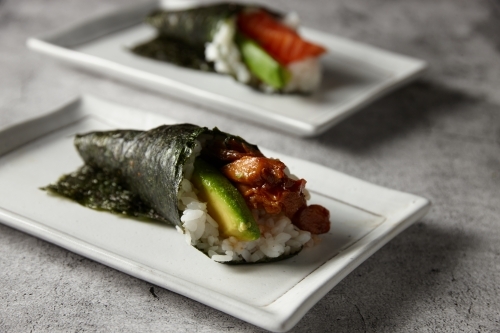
[70,124,207,227]
[146,4,245,47]
[44,124,262,229]
[131,35,214,71]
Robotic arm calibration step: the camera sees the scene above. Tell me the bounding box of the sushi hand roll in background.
[43,124,330,264]
[131,3,327,93]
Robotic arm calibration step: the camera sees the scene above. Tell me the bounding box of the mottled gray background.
[1,0,499,332]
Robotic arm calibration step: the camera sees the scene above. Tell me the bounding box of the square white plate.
[27,1,427,137]
[0,95,430,332]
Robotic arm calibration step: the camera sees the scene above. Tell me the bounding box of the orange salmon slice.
[237,10,326,65]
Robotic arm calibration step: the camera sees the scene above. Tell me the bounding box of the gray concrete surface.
[1,0,499,332]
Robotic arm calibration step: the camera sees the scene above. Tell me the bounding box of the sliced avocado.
[236,35,290,89]
[191,158,260,241]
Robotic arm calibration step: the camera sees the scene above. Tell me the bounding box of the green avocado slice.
[191,157,260,241]
[237,35,290,89]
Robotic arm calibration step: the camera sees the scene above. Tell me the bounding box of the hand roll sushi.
[43,124,330,264]
[131,3,326,93]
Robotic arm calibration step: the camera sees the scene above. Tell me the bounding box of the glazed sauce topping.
[204,137,330,234]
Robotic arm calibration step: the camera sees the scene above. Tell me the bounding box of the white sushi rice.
[205,19,251,83]
[177,140,315,263]
[205,14,322,93]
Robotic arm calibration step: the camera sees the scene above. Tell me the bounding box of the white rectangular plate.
[27,0,427,137]
[0,96,430,332]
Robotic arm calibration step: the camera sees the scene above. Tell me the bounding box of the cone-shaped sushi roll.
[131,3,326,93]
[43,124,330,264]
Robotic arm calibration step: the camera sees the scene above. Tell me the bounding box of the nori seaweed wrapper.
[43,164,170,222]
[45,124,259,228]
[146,4,246,47]
[131,35,214,71]
[74,124,206,227]
[131,4,245,71]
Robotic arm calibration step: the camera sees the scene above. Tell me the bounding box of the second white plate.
[27,1,427,137]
